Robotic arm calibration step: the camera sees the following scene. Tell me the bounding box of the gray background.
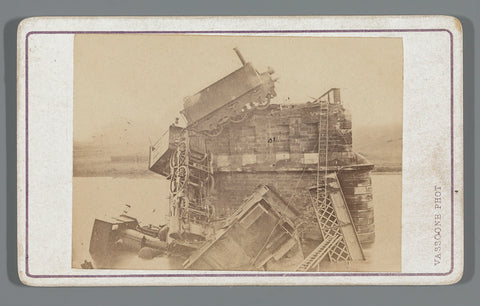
[0,0,477,305]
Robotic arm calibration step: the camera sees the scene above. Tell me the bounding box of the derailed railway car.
[181,48,277,136]
[183,185,303,271]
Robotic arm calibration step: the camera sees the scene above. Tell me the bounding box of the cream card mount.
[17,16,463,286]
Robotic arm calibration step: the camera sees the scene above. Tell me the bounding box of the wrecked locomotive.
[89,48,374,271]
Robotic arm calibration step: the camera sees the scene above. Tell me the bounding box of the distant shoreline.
[370,171,402,175]
[73,169,402,178]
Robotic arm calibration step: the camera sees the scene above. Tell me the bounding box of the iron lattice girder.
[308,173,365,264]
[296,234,342,272]
[310,188,352,262]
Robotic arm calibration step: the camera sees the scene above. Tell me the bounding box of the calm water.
[72,174,401,271]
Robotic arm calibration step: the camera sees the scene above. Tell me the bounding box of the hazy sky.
[74,34,402,149]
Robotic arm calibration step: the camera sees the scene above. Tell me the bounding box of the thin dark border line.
[23,28,455,279]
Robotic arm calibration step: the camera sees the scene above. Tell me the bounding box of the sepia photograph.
[72,34,403,272]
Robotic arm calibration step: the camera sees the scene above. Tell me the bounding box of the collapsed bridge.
[147,49,375,270]
[89,48,375,271]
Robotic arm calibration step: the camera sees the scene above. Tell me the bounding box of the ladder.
[296,234,341,272]
[310,91,364,267]
[316,98,329,218]
[317,101,329,161]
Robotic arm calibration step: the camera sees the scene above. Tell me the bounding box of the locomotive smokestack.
[233,47,247,66]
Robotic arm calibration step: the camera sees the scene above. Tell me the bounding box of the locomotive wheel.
[177,166,188,189]
[178,150,186,166]
[256,97,271,110]
[230,111,248,123]
[218,116,230,125]
[169,174,178,193]
[178,141,187,152]
[205,125,223,137]
[170,152,179,168]
[169,154,175,168]
[196,153,208,163]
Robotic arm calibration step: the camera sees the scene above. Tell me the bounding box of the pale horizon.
[74,35,403,149]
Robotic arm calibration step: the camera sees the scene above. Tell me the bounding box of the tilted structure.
[146,49,375,270]
[90,48,375,271]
